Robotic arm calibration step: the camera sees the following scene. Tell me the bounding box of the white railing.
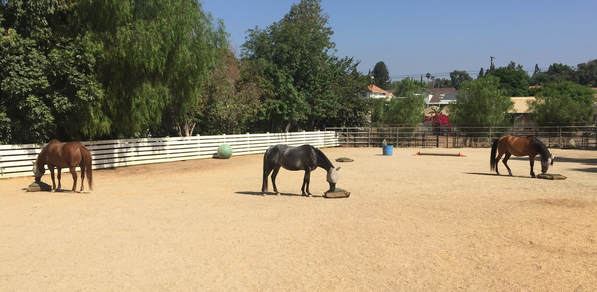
[0,131,339,178]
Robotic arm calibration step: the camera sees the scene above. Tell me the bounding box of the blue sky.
[202,0,597,80]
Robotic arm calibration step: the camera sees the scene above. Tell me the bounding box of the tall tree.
[576,59,597,86]
[372,61,391,90]
[532,63,576,85]
[486,61,530,96]
[384,95,425,126]
[531,81,594,126]
[393,78,426,97]
[200,49,262,134]
[533,64,541,75]
[242,0,367,132]
[449,76,513,127]
[76,0,225,137]
[449,70,472,89]
[478,67,484,79]
[0,0,108,143]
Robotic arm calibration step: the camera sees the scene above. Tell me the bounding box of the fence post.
[558,127,562,148]
[489,127,492,145]
[368,127,371,147]
[395,127,399,147]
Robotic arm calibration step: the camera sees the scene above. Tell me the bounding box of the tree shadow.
[553,156,597,165]
[464,172,533,179]
[570,168,597,173]
[235,191,324,198]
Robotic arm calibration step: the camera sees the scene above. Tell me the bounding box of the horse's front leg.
[529,156,536,178]
[69,167,77,192]
[271,166,281,195]
[56,167,62,190]
[301,170,312,197]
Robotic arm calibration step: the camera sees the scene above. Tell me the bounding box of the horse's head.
[32,160,45,182]
[326,167,341,191]
[541,154,555,174]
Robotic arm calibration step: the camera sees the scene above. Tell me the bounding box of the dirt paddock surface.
[1,147,596,290]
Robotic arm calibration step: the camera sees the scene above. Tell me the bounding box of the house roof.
[509,97,536,114]
[367,85,393,99]
[426,88,457,103]
[368,84,392,95]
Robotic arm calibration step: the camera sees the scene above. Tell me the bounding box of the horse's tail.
[490,138,499,171]
[81,145,93,191]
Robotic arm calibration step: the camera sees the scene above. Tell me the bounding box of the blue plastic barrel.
[382,145,393,156]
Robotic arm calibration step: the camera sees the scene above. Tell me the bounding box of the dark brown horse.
[33,139,93,192]
[490,135,555,178]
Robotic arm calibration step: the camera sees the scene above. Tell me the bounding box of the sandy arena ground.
[1,147,596,291]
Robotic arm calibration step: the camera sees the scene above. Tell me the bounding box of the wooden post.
[368,127,371,147]
[395,127,399,147]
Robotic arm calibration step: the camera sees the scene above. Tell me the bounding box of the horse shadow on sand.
[235,191,324,198]
[464,172,536,179]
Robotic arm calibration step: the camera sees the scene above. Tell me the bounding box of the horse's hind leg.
[69,167,77,192]
[261,166,273,194]
[56,167,62,190]
[503,153,512,176]
[494,153,503,175]
[271,166,281,195]
[49,166,56,190]
[80,165,85,192]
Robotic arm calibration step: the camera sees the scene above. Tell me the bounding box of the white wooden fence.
[0,131,339,178]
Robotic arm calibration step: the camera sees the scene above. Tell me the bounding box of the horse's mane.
[314,147,334,170]
[531,136,551,160]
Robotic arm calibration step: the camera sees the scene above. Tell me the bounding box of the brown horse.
[33,139,93,192]
[490,135,555,178]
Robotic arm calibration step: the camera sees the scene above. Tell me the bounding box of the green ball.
[217,144,232,159]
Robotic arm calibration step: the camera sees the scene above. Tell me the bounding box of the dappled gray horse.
[261,144,340,196]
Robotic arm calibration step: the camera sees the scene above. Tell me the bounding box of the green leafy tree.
[76,0,225,137]
[433,78,451,88]
[449,70,472,89]
[242,0,367,132]
[486,61,530,96]
[531,81,594,126]
[531,63,576,85]
[0,0,108,143]
[477,67,484,79]
[449,76,513,127]
[200,49,262,134]
[384,95,425,126]
[393,78,426,97]
[576,59,597,86]
[372,61,391,90]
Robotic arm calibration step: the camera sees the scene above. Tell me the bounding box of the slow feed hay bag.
[324,188,350,198]
[26,181,52,192]
[537,173,567,180]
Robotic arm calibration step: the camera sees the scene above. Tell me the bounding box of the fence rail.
[326,126,597,149]
[0,131,339,178]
